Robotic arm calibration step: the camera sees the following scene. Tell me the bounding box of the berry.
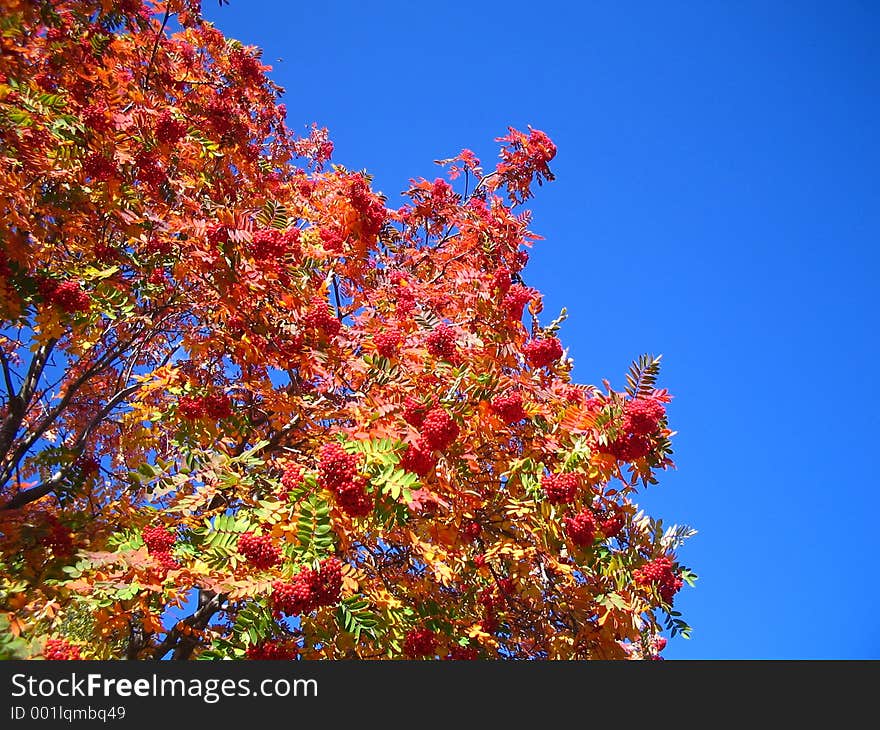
[611,433,652,462]
[419,408,459,452]
[271,557,344,616]
[490,391,527,424]
[142,526,176,553]
[317,443,372,516]
[496,577,516,596]
[133,150,165,188]
[319,227,345,253]
[82,152,117,182]
[563,509,596,547]
[349,175,386,237]
[523,337,563,369]
[425,325,457,360]
[207,224,227,248]
[633,556,683,604]
[44,515,73,557]
[335,479,373,517]
[238,532,281,569]
[249,228,288,260]
[502,283,533,321]
[314,557,343,605]
[154,110,187,145]
[399,443,436,477]
[541,472,579,504]
[447,644,479,660]
[178,395,205,420]
[75,456,100,478]
[402,395,435,428]
[81,102,115,134]
[403,627,437,658]
[460,520,481,541]
[599,511,625,539]
[374,329,403,359]
[152,550,180,572]
[303,298,341,337]
[37,278,90,314]
[317,442,358,492]
[245,640,299,660]
[623,398,665,436]
[272,578,314,616]
[43,638,81,661]
[491,268,512,294]
[203,392,232,420]
[278,462,304,500]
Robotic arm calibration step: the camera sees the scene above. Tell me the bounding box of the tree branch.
[151,589,225,660]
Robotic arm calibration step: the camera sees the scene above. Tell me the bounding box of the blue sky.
[203,0,880,658]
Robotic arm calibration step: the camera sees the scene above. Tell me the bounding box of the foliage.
[0,0,694,660]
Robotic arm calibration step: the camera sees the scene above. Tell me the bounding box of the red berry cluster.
[154,110,187,145]
[319,226,345,253]
[142,526,176,553]
[238,532,280,569]
[37,278,90,314]
[490,391,526,424]
[541,472,579,504]
[207,224,227,249]
[317,443,372,517]
[478,587,504,633]
[177,392,232,421]
[446,644,479,660]
[492,267,512,294]
[374,329,403,359]
[271,557,343,616]
[523,337,562,368]
[336,478,373,517]
[82,152,117,182]
[349,175,387,237]
[598,509,625,539]
[399,442,436,477]
[598,433,652,462]
[597,398,665,463]
[249,228,288,260]
[278,462,304,500]
[388,272,416,314]
[133,150,164,188]
[496,127,557,203]
[502,283,534,321]
[82,102,115,134]
[302,298,341,337]
[44,515,73,557]
[402,395,434,428]
[418,408,459,452]
[623,397,666,436]
[563,509,596,547]
[245,640,299,660]
[317,442,357,490]
[460,520,481,541]
[75,455,100,478]
[228,48,263,83]
[633,556,683,603]
[403,627,438,658]
[425,325,457,360]
[43,638,81,661]
[152,550,180,572]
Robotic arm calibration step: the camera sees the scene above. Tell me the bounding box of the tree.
[0,0,694,661]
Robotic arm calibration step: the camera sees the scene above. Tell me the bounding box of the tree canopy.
[0,0,694,660]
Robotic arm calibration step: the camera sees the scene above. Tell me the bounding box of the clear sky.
[203,0,880,659]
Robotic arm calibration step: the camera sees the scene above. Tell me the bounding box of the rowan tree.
[0,0,695,661]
